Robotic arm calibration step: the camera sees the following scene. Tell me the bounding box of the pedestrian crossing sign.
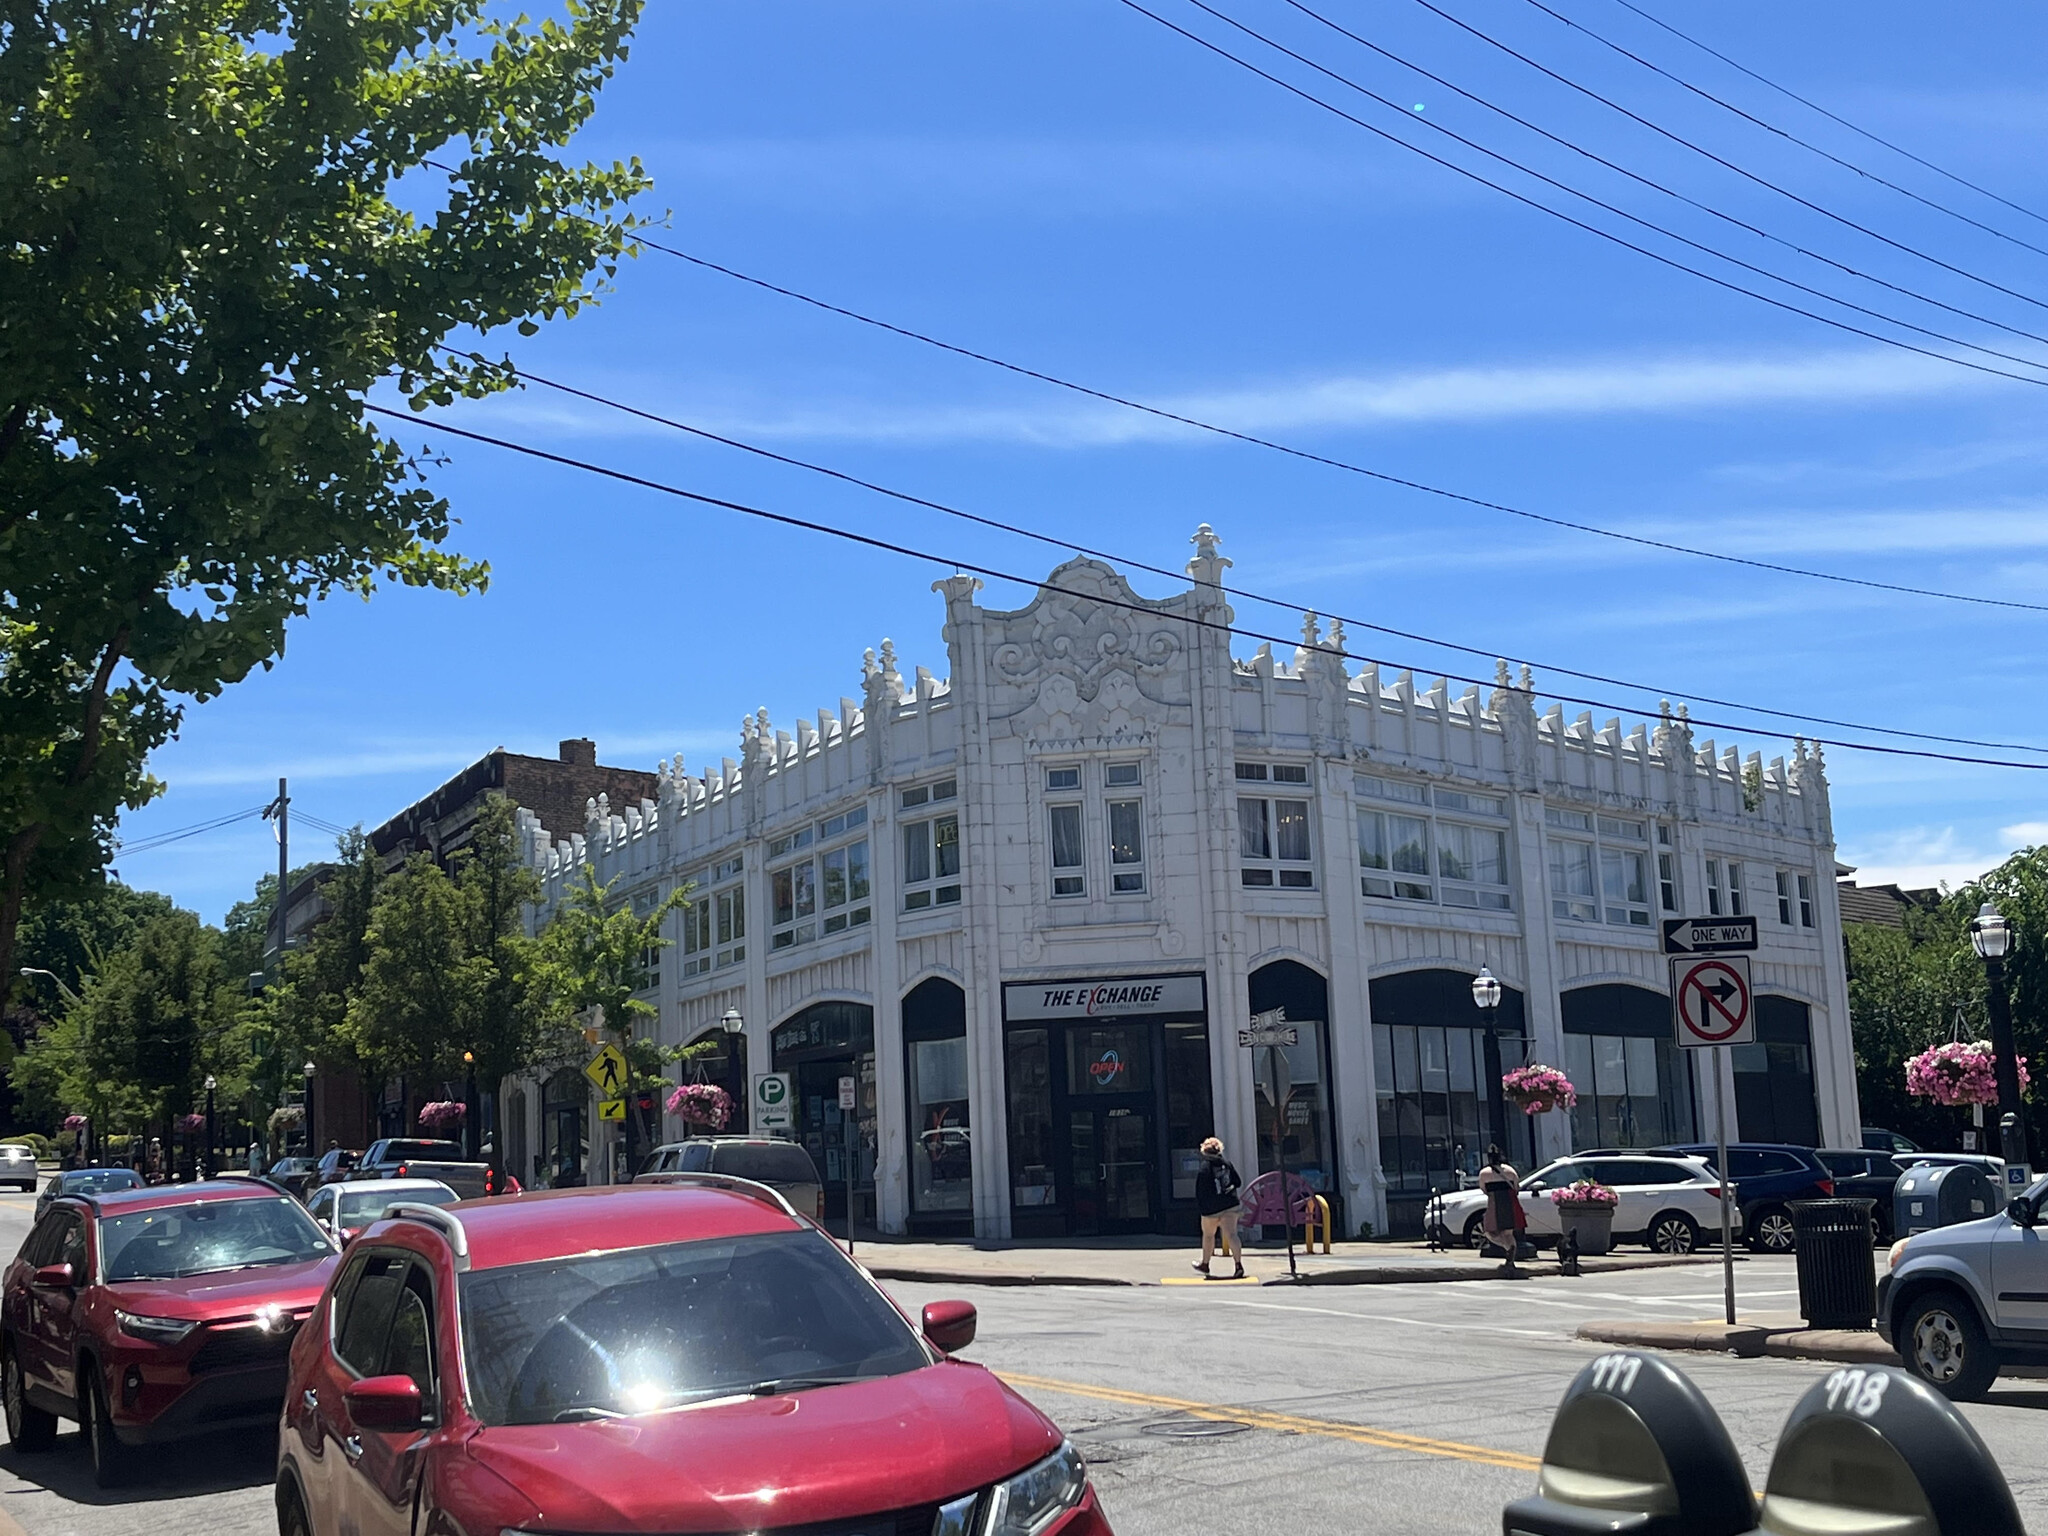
[598,1097,626,1122]
[585,1042,628,1096]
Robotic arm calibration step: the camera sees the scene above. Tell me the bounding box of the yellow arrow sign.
[598,1097,626,1122]
[585,1042,628,1096]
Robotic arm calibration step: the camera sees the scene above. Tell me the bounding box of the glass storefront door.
[1066,1105,1154,1235]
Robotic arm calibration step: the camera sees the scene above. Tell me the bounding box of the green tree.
[0,0,651,999]
[347,853,482,1106]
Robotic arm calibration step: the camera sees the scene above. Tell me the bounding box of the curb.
[1577,1320,1900,1367]
[864,1267,1137,1288]
[1292,1254,1720,1286]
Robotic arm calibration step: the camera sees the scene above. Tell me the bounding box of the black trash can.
[1790,1198,1878,1329]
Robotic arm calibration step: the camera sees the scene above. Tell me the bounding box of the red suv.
[2,1180,339,1485]
[278,1181,1113,1536]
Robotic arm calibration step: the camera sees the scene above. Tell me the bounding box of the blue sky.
[122,0,2048,920]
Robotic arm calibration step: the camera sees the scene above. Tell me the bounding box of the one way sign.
[1670,955,1754,1048]
[1661,914,1758,955]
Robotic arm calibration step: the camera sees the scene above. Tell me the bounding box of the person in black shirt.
[1193,1137,1246,1279]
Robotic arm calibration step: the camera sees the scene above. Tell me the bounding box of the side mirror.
[344,1374,426,1432]
[30,1263,74,1291]
[922,1299,978,1354]
[2008,1195,2037,1228]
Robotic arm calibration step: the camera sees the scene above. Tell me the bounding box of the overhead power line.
[1609,0,2048,236]
[634,238,2048,615]
[365,400,2048,772]
[502,356,2048,759]
[1519,0,2048,262]
[1270,0,2048,360]
[1158,0,2048,379]
[114,805,268,857]
[1111,0,2048,395]
[1399,0,2048,317]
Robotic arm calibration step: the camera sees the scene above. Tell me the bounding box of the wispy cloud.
[1842,825,2005,892]
[169,746,482,789]
[453,344,1983,451]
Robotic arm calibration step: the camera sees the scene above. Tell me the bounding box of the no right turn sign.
[1670,955,1755,1048]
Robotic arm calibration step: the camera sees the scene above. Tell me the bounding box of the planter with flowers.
[1905,1041,2029,1108]
[1501,1064,1578,1117]
[668,1083,733,1132]
[1549,1178,1618,1256]
[419,1101,466,1135]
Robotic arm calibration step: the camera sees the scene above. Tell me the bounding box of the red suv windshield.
[457,1229,929,1425]
[98,1197,333,1281]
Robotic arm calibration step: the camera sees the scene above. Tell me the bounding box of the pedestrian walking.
[1192,1137,1246,1279]
[1478,1144,1525,1274]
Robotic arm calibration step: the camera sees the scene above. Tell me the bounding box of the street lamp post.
[1472,967,1509,1157]
[463,1051,479,1161]
[303,1061,318,1155]
[204,1076,217,1180]
[1970,903,2029,1173]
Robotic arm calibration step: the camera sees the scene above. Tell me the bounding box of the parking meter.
[1756,1365,2020,1536]
[1504,1353,1755,1536]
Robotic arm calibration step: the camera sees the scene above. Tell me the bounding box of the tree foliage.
[0,0,650,997]
[532,864,686,1091]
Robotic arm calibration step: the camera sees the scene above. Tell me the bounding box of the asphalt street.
[0,1189,2042,1536]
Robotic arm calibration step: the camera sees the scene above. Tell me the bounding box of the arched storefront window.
[903,978,971,1227]
[1248,962,1339,1228]
[1370,968,1532,1238]
[1561,984,1697,1150]
[772,1001,876,1231]
[1735,996,1821,1146]
[676,1028,749,1137]
[540,1068,587,1188]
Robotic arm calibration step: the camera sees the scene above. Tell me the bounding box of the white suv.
[1431,1154,1740,1254]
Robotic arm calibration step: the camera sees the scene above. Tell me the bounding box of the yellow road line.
[998,1371,1542,1473]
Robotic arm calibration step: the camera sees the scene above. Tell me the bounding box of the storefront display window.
[1006,1030,1055,1207]
[1252,1023,1334,1193]
[1164,1023,1210,1201]
[903,978,971,1219]
[1561,984,1697,1151]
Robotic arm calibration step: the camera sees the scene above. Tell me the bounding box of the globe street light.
[204,1075,217,1179]
[1970,902,2029,1171]
[1471,967,1510,1158]
[463,1050,479,1161]
[721,1006,744,1034]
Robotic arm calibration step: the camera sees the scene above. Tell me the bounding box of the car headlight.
[980,1441,1089,1536]
[1886,1239,1909,1273]
[114,1310,198,1345]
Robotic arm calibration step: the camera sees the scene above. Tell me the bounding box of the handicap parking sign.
[2007,1162,2033,1192]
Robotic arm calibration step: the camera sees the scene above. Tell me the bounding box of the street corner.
[1576,1319,1771,1358]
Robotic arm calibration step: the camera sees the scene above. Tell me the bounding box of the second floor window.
[901,779,961,911]
[1238,762,1313,888]
[1049,802,1085,897]
[1354,773,1511,911]
[1777,869,1815,928]
[1706,857,1747,918]
[1546,808,1652,927]
[772,809,870,950]
[680,855,745,978]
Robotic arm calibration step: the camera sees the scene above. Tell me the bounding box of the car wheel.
[1901,1291,1999,1401]
[1462,1213,1487,1249]
[2,1341,55,1452]
[1748,1206,1797,1253]
[277,1480,314,1536]
[1648,1211,1700,1255]
[84,1369,135,1488]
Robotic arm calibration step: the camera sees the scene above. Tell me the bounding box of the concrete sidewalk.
[847,1234,1719,1288]
[1577,1313,1900,1367]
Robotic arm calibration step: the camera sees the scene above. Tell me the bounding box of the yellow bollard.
[1305,1194,1333,1253]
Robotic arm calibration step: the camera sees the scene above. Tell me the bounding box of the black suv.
[1667,1143,1833,1252]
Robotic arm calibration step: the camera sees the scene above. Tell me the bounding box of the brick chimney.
[559,738,597,767]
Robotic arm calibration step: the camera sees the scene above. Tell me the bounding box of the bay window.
[1546,807,1653,927]
[1356,774,1511,910]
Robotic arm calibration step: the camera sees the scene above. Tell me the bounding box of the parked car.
[304,1179,460,1245]
[277,1184,1110,1536]
[2,1179,339,1484]
[0,1146,38,1193]
[354,1139,494,1199]
[266,1157,320,1200]
[308,1147,361,1188]
[1879,1172,2048,1400]
[1865,1127,1921,1154]
[1665,1143,1834,1253]
[635,1137,825,1223]
[1431,1153,1738,1254]
[1817,1149,1903,1242]
[35,1168,143,1222]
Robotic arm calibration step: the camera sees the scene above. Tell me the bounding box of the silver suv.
[1878,1172,2048,1400]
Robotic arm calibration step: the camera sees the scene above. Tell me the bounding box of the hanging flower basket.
[668,1083,733,1130]
[419,1101,467,1133]
[61,1115,88,1132]
[1905,1041,2030,1107]
[1501,1064,1578,1115]
[176,1113,206,1133]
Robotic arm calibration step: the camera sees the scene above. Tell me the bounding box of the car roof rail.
[384,1202,471,1271]
[637,1171,799,1220]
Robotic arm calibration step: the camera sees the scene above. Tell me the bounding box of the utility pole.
[262,778,290,968]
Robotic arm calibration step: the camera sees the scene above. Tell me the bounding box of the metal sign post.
[1665,921,1756,1329]
[838,1075,858,1255]
[1242,1007,1300,1278]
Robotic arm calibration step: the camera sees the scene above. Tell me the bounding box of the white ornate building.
[503,527,1858,1240]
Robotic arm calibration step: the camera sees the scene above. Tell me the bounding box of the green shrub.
[0,1134,55,1161]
